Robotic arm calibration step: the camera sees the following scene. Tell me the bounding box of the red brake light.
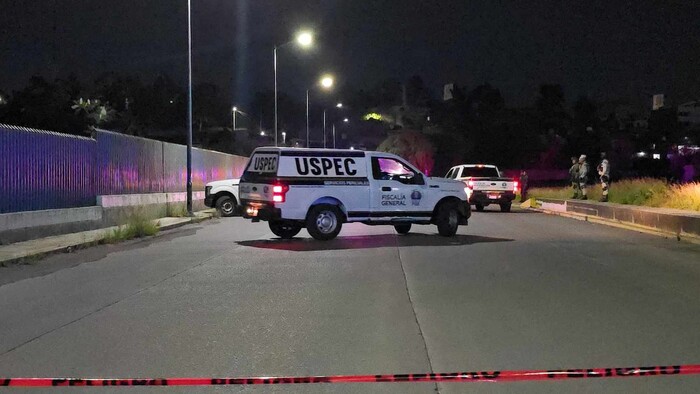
[513,181,519,192]
[467,180,474,189]
[272,184,288,203]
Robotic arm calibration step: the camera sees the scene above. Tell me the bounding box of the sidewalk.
[0,210,216,265]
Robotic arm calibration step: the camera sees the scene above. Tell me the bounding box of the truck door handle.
[430,185,439,188]
[381,187,392,191]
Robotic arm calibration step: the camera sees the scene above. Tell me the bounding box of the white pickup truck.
[204,179,240,216]
[445,164,517,212]
[239,147,471,240]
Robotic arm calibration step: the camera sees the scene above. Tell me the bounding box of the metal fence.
[0,125,96,213]
[0,125,249,213]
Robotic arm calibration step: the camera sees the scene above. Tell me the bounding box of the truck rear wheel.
[306,204,343,241]
[269,221,302,239]
[436,201,459,237]
[394,223,412,234]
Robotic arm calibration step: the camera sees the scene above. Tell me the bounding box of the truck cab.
[204,179,240,217]
[239,148,471,240]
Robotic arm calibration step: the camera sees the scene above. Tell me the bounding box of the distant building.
[652,94,665,110]
[678,101,700,126]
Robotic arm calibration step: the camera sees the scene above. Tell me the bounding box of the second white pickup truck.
[445,164,517,212]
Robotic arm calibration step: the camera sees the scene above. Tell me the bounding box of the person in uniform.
[578,155,589,200]
[569,157,580,199]
[519,170,529,202]
[597,152,610,202]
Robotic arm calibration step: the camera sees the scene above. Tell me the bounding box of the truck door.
[369,156,429,219]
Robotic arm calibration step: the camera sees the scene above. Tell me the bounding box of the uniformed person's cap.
[579,155,587,161]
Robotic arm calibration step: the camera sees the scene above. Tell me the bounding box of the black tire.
[216,195,237,217]
[500,203,511,212]
[394,223,412,234]
[475,204,485,212]
[436,201,459,237]
[306,204,343,241]
[269,221,302,239]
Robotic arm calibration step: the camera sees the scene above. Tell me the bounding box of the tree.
[536,84,569,134]
[377,130,435,174]
[71,98,116,127]
[0,76,88,134]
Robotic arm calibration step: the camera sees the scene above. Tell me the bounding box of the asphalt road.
[1,206,700,393]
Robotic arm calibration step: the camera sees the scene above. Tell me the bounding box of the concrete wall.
[0,192,208,244]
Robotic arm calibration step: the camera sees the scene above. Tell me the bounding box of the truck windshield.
[460,167,499,178]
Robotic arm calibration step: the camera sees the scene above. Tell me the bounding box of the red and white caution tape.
[2,364,699,387]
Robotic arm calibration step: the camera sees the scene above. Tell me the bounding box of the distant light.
[636,151,647,157]
[363,112,382,121]
[282,132,286,136]
[343,118,349,123]
[233,106,238,112]
[350,146,355,150]
[652,153,661,160]
[260,131,266,136]
[320,75,334,89]
[336,103,343,108]
[169,100,174,104]
[296,31,313,47]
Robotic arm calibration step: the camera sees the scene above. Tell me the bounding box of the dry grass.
[529,179,700,212]
[103,210,159,243]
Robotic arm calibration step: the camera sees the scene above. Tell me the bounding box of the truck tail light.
[513,181,519,193]
[466,180,474,189]
[272,184,288,203]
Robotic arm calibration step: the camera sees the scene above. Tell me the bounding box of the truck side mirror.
[414,173,425,185]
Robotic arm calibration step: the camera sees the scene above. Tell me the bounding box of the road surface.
[1,207,700,393]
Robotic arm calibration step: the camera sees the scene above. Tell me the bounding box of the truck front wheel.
[216,195,237,217]
[269,221,302,239]
[436,201,459,237]
[306,204,343,241]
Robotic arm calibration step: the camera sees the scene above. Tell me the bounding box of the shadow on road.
[237,233,513,252]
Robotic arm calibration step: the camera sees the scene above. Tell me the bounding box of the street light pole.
[306,89,310,148]
[273,46,278,147]
[332,123,336,149]
[186,0,193,216]
[323,109,326,148]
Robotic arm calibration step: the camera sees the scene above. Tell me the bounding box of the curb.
[0,210,217,266]
[532,207,700,245]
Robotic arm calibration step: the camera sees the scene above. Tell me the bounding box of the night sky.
[1,0,699,108]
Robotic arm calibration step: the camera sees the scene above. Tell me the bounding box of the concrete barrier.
[0,192,208,244]
[0,207,103,245]
[536,198,700,238]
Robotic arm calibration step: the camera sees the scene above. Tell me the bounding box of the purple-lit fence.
[0,126,248,213]
[0,125,96,213]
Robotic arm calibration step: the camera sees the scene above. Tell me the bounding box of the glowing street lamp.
[320,75,334,89]
[296,31,313,47]
[274,30,314,147]
[307,74,335,148]
[343,118,349,123]
[336,102,343,108]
